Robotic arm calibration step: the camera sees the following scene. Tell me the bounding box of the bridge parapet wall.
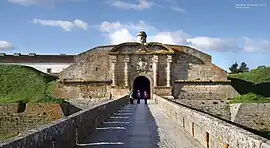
[0,95,129,148]
[154,95,270,148]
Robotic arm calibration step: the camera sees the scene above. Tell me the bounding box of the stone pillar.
[166,55,172,87]
[111,56,117,86]
[124,56,130,87]
[152,55,158,87]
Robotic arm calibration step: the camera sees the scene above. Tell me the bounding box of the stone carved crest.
[136,58,147,72]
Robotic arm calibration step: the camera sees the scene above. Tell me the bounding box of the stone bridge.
[1,95,270,148]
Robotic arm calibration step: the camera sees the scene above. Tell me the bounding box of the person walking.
[143,91,148,104]
[137,90,141,104]
[129,89,134,104]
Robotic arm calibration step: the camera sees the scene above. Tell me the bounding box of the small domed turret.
[137,31,147,44]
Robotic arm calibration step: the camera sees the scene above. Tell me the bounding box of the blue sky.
[0,0,269,71]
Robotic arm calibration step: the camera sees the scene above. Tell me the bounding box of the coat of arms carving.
[136,58,148,72]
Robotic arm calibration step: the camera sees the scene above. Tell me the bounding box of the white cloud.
[8,0,47,6]
[108,28,134,44]
[8,0,81,6]
[106,0,154,10]
[97,20,270,52]
[187,37,240,51]
[100,21,123,32]
[170,6,187,13]
[98,20,156,44]
[242,37,270,52]
[73,19,88,30]
[99,20,156,32]
[0,41,15,50]
[33,19,88,31]
[149,30,190,45]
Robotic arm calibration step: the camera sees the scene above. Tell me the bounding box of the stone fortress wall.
[1,95,270,148]
[0,96,129,148]
[54,33,239,101]
[53,50,113,100]
[0,103,65,138]
[230,103,270,132]
[155,95,270,148]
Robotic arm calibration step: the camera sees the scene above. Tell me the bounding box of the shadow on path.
[75,101,160,148]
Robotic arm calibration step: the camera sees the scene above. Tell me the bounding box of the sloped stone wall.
[0,104,64,138]
[0,96,128,148]
[52,82,111,100]
[60,52,111,81]
[172,52,227,81]
[230,103,270,132]
[154,95,270,148]
[174,99,231,120]
[173,82,239,100]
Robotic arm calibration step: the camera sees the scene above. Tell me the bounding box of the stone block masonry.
[173,81,239,100]
[55,51,113,100]
[174,99,231,120]
[230,103,270,132]
[0,95,129,148]
[0,103,64,137]
[154,95,270,148]
[52,82,111,100]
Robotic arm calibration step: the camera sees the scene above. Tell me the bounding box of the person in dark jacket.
[143,91,148,104]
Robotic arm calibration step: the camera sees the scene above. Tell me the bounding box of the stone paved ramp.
[75,100,203,148]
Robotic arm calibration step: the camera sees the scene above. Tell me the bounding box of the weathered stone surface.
[0,96,129,148]
[0,103,65,137]
[0,104,18,113]
[55,38,238,101]
[262,141,270,148]
[174,99,231,120]
[173,83,239,100]
[53,82,111,100]
[154,95,269,148]
[230,103,270,131]
[60,49,112,81]
[153,86,172,96]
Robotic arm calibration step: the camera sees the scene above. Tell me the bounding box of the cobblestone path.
[75,100,203,148]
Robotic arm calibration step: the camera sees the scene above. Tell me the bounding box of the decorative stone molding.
[110,56,117,86]
[166,55,173,63]
[111,86,131,89]
[124,55,130,87]
[136,58,148,73]
[152,55,158,87]
[174,80,231,83]
[59,79,112,83]
[166,55,172,87]
[154,86,173,89]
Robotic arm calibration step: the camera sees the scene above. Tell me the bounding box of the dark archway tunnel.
[133,76,150,99]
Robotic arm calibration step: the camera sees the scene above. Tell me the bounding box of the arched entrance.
[133,76,151,99]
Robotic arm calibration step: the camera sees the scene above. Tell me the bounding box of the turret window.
[47,68,52,73]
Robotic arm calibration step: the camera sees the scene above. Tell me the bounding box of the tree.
[257,65,266,69]
[229,62,238,74]
[238,62,249,73]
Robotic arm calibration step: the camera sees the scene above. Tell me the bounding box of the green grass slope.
[229,93,270,104]
[229,67,270,84]
[228,66,270,103]
[0,65,63,103]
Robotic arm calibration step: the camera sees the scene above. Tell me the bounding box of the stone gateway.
[54,31,238,101]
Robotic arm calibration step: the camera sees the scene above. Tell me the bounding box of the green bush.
[0,65,62,103]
